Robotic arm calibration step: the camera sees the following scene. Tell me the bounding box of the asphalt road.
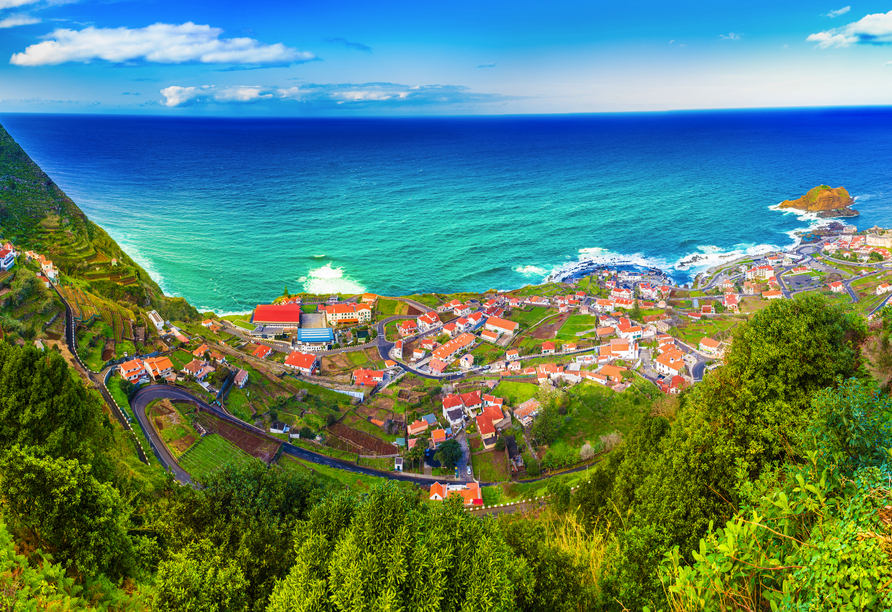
[51,283,148,463]
[130,384,479,487]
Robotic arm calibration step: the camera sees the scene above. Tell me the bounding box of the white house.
[417,312,441,332]
[147,310,164,331]
[119,358,145,383]
[655,348,685,377]
[617,325,643,341]
[877,283,892,296]
[324,303,372,325]
[234,369,249,388]
[698,337,721,355]
[484,316,519,336]
[284,351,319,375]
[0,248,16,271]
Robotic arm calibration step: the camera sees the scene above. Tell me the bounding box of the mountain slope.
[0,122,195,317]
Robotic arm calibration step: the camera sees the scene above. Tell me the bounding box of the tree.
[531,402,561,447]
[0,446,135,579]
[161,464,326,611]
[434,439,462,470]
[267,484,518,612]
[118,377,136,400]
[500,516,594,612]
[299,426,314,440]
[0,343,110,467]
[495,436,506,451]
[546,481,571,515]
[804,377,892,476]
[155,539,249,612]
[631,298,642,322]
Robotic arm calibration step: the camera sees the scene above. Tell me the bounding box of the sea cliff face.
[778,185,858,218]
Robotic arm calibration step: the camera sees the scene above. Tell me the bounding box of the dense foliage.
[1,292,889,612]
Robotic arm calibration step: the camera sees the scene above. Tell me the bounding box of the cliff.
[778,185,858,218]
[0,122,197,318]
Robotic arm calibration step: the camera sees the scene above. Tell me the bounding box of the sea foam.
[299,262,367,295]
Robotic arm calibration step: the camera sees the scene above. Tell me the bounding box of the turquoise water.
[3,110,892,313]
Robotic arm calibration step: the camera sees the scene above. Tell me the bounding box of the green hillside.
[0,123,195,317]
[0,123,196,350]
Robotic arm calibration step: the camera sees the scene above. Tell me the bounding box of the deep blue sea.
[2,109,892,313]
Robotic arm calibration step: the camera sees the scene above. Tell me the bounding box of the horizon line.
[2,103,892,121]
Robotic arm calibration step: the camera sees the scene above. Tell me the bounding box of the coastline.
[147,202,841,315]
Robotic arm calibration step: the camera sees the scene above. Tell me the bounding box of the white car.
[466,465,472,476]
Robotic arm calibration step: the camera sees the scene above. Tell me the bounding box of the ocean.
[2,109,892,314]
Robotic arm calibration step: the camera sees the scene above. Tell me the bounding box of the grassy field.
[509,306,551,329]
[179,434,260,483]
[225,387,253,422]
[169,349,193,369]
[471,450,511,482]
[672,317,740,345]
[402,294,441,308]
[509,282,567,298]
[495,380,539,406]
[114,340,137,359]
[555,314,599,340]
[469,342,505,363]
[276,455,414,492]
[556,379,654,448]
[108,376,131,413]
[377,299,404,316]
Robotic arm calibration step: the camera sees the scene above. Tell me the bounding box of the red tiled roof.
[285,351,317,370]
[253,303,303,324]
[252,345,273,359]
[486,316,519,332]
[459,390,482,407]
[476,414,496,437]
[443,394,463,410]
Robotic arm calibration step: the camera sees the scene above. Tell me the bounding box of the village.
[3,221,892,506]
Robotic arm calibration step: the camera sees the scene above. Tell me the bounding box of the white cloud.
[0,0,41,8]
[808,10,892,48]
[825,6,851,18]
[160,82,509,108]
[719,32,742,40]
[9,22,315,66]
[0,13,39,28]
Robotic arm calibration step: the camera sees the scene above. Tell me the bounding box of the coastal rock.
[779,185,858,216]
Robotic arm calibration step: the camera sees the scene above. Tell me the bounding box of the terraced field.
[328,421,395,455]
[179,434,260,483]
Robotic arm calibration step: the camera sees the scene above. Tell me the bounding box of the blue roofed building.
[295,328,335,351]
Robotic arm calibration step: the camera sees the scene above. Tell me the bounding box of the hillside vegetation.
[0,123,195,317]
[779,184,855,213]
[0,294,889,611]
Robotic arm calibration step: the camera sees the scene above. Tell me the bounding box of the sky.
[1,1,892,115]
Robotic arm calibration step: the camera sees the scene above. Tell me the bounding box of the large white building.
[323,303,372,325]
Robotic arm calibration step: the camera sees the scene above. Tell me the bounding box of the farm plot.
[555,315,600,340]
[112,311,124,343]
[327,422,395,455]
[527,312,570,340]
[150,399,197,457]
[509,306,550,329]
[195,411,281,463]
[179,434,260,483]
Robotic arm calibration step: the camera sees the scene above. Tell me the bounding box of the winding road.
[129,384,478,487]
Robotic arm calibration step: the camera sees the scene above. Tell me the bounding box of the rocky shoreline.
[817,208,859,219]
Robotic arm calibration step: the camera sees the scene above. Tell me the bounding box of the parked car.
[467,465,472,476]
